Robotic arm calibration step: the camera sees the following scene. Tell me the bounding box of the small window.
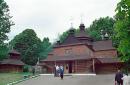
[65,48,72,55]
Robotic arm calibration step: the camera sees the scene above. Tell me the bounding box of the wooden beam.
[92,58,95,73]
[75,60,77,73]
[55,61,56,65]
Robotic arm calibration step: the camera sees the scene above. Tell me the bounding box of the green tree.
[9,29,41,65]
[38,37,52,59]
[0,0,14,44]
[58,31,69,43]
[57,29,78,43]
[0,43,8,60]
[87,17,115,41]
[114,0,130,61]
[0,0,13,60]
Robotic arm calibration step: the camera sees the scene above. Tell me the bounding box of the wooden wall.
[42,59,93,73]
[0,64,23,72]
[74,60,93,73]
[94,50,117,58]
[95,63,121,74]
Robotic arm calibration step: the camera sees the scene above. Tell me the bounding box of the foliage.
[58,31,69,43]
[38,37,52,59]
[58,17,115,43]
[58,28,79,43]
[87,16,115,41]
[23,65,29,72]
[0,44,8,60]
[9,29,41,65]
[9,29,52,65]
[23,65,32,72]
[0,0,14,44]
[114,0,130,61]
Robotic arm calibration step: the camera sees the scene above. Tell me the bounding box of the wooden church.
[40,23,123,74]
[0,50,24,72]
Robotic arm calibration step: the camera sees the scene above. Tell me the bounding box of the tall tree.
[58,31,69,43]
[10,29,41,65]
[58,29,78,43]
[0,43,8,60]
[0,0,13,44]
[87,17,115,41]
[0,0,13,60]
[114,0,130,61]
[38,37,52,59]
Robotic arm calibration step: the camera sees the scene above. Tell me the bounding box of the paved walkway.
[17,74,115,85]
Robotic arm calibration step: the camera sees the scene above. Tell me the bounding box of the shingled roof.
[61,34,81,45]
[93,40,115,51]
[1,59,24,65]
[9,50,20,55]
[76,24,90,38]
[96,58,122,63]
[54,24,115,52]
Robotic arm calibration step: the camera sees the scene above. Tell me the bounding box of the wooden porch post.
[92,58,95,73]
[75,60,77,73]
[55,61,56,65]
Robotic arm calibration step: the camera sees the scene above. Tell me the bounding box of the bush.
[23,65,30,72]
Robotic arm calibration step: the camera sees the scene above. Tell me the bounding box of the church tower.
[76,23,93,45]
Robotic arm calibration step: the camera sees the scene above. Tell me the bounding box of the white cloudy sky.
[5,0,119,42]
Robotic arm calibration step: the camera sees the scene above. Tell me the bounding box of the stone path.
[17,74,115,85]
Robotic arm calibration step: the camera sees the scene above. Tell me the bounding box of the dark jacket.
[115,72,123,82]
[60,66,64,75]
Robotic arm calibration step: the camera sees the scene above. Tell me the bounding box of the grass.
[0,72,32,85]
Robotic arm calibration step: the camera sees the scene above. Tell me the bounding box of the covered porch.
[40,58,95,74]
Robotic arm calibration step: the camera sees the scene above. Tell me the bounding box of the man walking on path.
[115,70,123,85]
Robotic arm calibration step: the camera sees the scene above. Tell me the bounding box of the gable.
[44,44,94,61]
[53,44,93,57]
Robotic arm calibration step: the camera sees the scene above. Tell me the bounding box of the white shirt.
[56,66,59,70]
[60,66,63,70]
[122,75,130,85]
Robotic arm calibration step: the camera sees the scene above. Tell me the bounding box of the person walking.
[122,73,129,85]
[115,69,123,85]
[56,65,60,77]
[59,65,64,80]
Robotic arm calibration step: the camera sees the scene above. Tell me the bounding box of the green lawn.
[0,72,32,85]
